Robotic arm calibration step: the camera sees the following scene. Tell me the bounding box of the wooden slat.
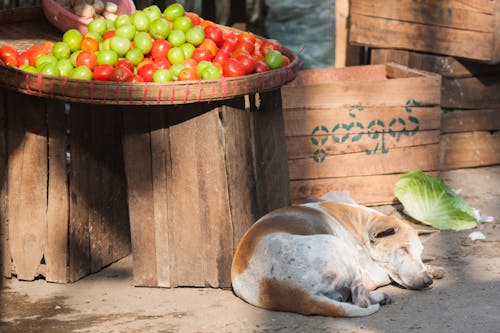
[0,89,9,278]
[350,12,494,62]
[288,144,440,180]
[351,0,496,32]
[122,109,158,287]
[283,106,441,137]
[442,76,500,109]
[282,72,440,110]
[442,109,500,133]
[220,100,258,258]
[286,130,440,160]
[68,103,91,282]
[286,65,387,87]
[440,131,500,170]
[7,92,47,281]
[335,0,363,67]
[168,108,232,287]
[290,172,440,206]
[251,90,291,217]
[150,110,171,287]
[45,100,69,283]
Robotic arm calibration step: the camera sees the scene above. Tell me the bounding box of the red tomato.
[41,41,54,54]
[178,67,199,81]
[93,64,114,81]
[184,12,201,26]
[103,30,116,40]
[220,38,236,53]
[222,58,245,77]
[204,25,224,47]
[0,45,18,67]
[235,39,254,54]
[27,45,45,66]
[110,66,134,82]
[17,51,30,67]
[283,55,290,67]
[76,50,97,70]
[115,59,134,72]
[235,53,256,74]
[153,58,171,69]
[182,58,198,69]
[127,74,145,83]
[150,39,172,60]
[137,57,153,71]
[80,36,99,52]
[237,32,256,46]
[212,49,229,65]
[198,38,218,57]
[255,60,270,73]
[137,63,156,82]
[260,39,282,55]
[192,47,213,62]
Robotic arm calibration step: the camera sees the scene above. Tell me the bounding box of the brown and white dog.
[231,201,444,317]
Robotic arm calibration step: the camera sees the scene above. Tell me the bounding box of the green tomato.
[101,38,111,51]
[164,3,184,21]
[125,48,144,66]
[196,60,212,77]
[152,68,172,82]
[149,18,170,40]
[38,62,60,77]
[57,58,74,77]
[115,24,136,40]
[20,64,38,74]
[167,46,185,65]
[63,29,83,52]
[70,66,93,80]
[109,36,131,57]
[201,64,222,80]
[114,14,131,28]
[133,31,153,54]
[70,50,82,67]
[173,16,192,32]
[105,19,115,31]
[143,4,162,22]
[180,43,195,59]
[85,31,102,42]
[169,63,184,80]
[88,18,108,36]
[35,54,58,69]
[167,29,185,47]
[52,41,71,60]
[132,11,150,32]
[264,50,284,70]
[185,26,205,46]
[96,49,119,66]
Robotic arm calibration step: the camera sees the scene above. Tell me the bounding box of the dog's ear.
[416,228,439,243]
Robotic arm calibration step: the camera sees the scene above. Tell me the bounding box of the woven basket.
[0,7,301,105]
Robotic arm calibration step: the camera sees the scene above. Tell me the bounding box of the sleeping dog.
[231,201,444,317]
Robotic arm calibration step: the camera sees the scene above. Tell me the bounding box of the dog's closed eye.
[375,228,396,238]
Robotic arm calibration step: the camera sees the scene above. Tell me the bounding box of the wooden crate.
[349,0,500,63]
[372,49,500,170]
[0,90,131,282]
[122,90,290,288]
[282,63,441,206]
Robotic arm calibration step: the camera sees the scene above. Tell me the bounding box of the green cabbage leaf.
[394,171,479,231]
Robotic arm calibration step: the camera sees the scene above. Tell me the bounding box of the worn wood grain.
[45,100,69,283]
[335,0,363,67]
[442,109,500,133]
[0,89,9,278]
[7,92,47,281]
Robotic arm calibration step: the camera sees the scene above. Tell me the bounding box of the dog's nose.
[423,274,433,287]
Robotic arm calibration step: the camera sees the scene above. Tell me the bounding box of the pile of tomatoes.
[0,3,288,83]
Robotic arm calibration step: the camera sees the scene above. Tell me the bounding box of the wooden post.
[335,0,363,67]
[0,89,9,278]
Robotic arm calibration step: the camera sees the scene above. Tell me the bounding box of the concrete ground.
[1,166,499,333]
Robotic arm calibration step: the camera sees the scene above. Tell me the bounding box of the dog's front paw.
[426,265,446,279]
[369,290,391,305]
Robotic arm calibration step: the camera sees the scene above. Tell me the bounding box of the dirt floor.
[1,166,499,333]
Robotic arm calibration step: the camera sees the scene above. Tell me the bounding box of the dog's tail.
[305,294,381,317]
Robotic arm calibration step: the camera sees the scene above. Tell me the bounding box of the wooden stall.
[282,63,441,206]
[371,49,500,170]
[0,7,300,288]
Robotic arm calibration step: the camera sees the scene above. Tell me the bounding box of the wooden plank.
[371,49,500,78]
[168,108,233,287]
[286,130,440,160]
[150,109,171,287]
[220,100,258,258]
[350,12,494,62]
[290,172,440,206]
[285,65,387,87]
[7,92,47,281]
[335,0,363,67]
[283,106,441,137]
[442,109,500,133]
[45,100,69,283]
[442,76,500,109]
[0,89,9,278]
[251,90,291,217]
[351,0,496,32]
[68,103,91,282]
[440,131,500,170]
[282,74,440,109]
[288,144,440,180]
[122,108,158,287]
